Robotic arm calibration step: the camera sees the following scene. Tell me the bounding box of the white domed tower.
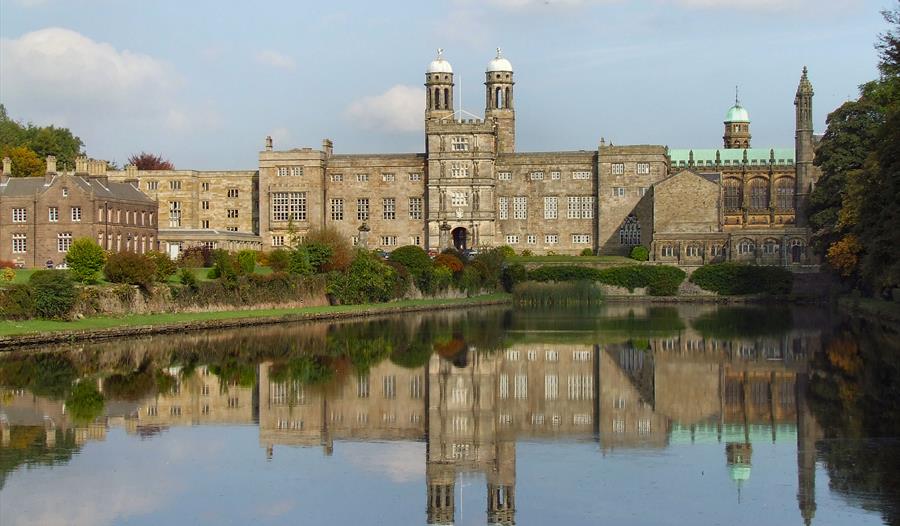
[426,49,454,121]
[723,88,751,149]
[485,48,515,153]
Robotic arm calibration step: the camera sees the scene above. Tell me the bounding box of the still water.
[0,304,898,526]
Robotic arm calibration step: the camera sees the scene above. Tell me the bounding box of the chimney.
[125,164,138,177]
[75,155,88,174]
[1,157,10,184]
[124,178,139,189]
[45,155,57,184]
[87,159,109,186]
[322,138,333,157]
[265,135,273,151]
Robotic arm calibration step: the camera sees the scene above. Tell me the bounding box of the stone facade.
[0,156,158,268]
[249,51,819,266]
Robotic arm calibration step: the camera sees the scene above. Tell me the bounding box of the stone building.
[0,155,158,268]
[254,50,819,266]
[107,165,260,258]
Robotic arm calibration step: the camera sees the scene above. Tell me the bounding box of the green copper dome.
[725,104,750,123]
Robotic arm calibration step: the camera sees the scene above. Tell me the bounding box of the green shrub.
[302,242,333,272]
[327,251,397,304]
[629,245,650,261]
[497,245,516,259]
[172,272,325,308]
[1,268,15,283]
[65,237,106,283]
[208,250,240,281]
[502,263,527,292]
[303,227,353,271]
[177,246,213,268]
[65,381,105,423]
[430,265,453,293]
[521,249,534,257]
[386,261,411,298]
[471,248,506,292]
[389,245,432,278]
[104,252,157,289]
[690,263,793,295]
[178,268,199,290]
[580,248,594,256]
[459,265,483,295]
[236,250,257,275]
[288,247,314,276]
[29,270,77,318]
[146,251,177,281]
[0,284,34,319]
[267,249,291,272]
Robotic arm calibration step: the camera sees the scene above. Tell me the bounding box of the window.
[380,236,397,246]
[572,234,591,244]
[450,162,468,178]
[410,235,421,246]
[170,180,181,190]
[738,240,755,255]
[272,235,285,247]
[619,215,641,246]
[451,192,467,207]
[70,206,82,222]
[62,187,68,197]
[271,192,307,221]
[545,234,559,244]
[776,178,795,209]
[226,227,238,232]
[330,173,343,182]
[687,245,702,257]
[636,162,651,175]
[639,187,649,197]
[147,181,158,190]
[382,375,396,399]
[724,179,742,210]
[638,419,651,435]
[277,167,289,177]
[382,173,395,182]
[356,173,368,182]
[545,375,559,400]
[357,198,369,221]
[357,375,370,398]
[201,220,210,228]
[12,208,26,223]
[530,171,544,181]
[409,197,423,219]
[227,209,239,219]
[383,198,396,220]
[48,207,58,222]
[169,201,181,227]
[613,187,626,197]
[581,196,594,219]
[662,245,675,257]
[330,198,344,221]
[611,163,625,175]
[201,182,210,191]
[750,179,768,210]
[573,171,591,180]
[513,196,527,219]
[567,196,593,219]
[497,171,511,181]
[227,188,239,198]
[506,235,519,244]
[763,239,779,255]
[57,232,72,252]
[12,234,26,254]
[543,196,558,219]
[527,234,536,244]
[451,136,469,151]
[290,166,303,177]
[498,197,509,220]
[567,197,580,219]
[201,201,209,210]
[514,374,528,399]
[612,419,625,433]
[409,173,421,181]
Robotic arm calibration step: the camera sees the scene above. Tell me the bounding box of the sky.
[0,0,892,170]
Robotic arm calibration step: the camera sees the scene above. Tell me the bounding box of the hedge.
[527,264,686,296]
[689,263,793,295]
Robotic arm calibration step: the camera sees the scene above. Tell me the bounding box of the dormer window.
[62,187,69,197]
[451,137,469,151]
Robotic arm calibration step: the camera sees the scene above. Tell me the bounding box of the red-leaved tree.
[127,152,174,170]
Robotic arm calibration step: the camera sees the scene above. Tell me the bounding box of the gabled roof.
[0,174,155,203]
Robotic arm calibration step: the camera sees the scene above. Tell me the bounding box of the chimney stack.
[322,138,334,157]
[265,136,273,151]
[45,155,57,184]
[1,157,10,184]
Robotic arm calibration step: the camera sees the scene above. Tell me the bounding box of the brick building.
[0,155,158,268]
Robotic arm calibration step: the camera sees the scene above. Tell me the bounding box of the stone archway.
[451,227,468,251]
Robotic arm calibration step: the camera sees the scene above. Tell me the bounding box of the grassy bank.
[0,293,511,340]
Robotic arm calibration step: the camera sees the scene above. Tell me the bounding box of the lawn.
[0,293,511,337]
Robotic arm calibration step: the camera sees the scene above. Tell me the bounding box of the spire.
[735,85,740,106]
[796,66,814,97]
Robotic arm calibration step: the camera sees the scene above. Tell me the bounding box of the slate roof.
[0,174,155,203]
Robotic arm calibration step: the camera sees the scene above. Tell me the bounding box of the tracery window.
[750,179,769,210]
[776,178,795,209]
[619,215,640,246]
[724,179,742,210]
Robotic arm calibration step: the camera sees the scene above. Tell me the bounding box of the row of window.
[497,373,594,401]
[323,197,425,222]
[505,234,591,245]
[276,166,304,177]
[11,232,156,254]
[610,162,652,176]
[11,207,154,226]
[498,196,595,220]
[497,170,592,181]
[724,179,795,210]
[146,180,240,197]
[327,173,422,183]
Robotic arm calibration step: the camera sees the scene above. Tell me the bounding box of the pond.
[1,304,898,525]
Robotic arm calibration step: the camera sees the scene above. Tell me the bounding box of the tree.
[65,238,106,284]
[0,105,84,170]
[0,145,43,178]
[127,151,174,170]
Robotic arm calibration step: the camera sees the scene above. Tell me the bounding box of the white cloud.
[344,442,425,483]
[255,49,296,70]
[343,85,424,133]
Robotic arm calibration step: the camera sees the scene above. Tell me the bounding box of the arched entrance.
[791,243,803,264]
[451,227,468,251]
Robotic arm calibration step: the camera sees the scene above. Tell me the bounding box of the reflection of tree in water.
[0,427,80,490]
[809,316,900,525]
[691,306,794,339]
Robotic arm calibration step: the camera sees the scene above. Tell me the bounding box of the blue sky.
[0,0,891,169]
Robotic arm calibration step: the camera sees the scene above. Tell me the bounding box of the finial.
[802,65,808,77]
[437,48,444,60]
[735,85,740,106]
[496,47,502,58]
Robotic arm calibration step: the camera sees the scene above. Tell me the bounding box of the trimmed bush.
[389,245,432,278]
[29,270,77,318]
[327,251,398,305]
[580,248,594,256]
[303,227,353,271]
[690,263,793,295]
[629,245,650,261]
[267,249,291,272]
[104,252,157,289]
[1,268,15,283]
[302,242,332,272]
[146,251,177,281]
[178,268,198,290]
[0,284,34,319]
[172,272,325,308]
[496,245,516,258]
[236,250,257,274]
[208,250,241,281]
[65,237,106,283]
[288,247,314,276]
[527,264,686,296]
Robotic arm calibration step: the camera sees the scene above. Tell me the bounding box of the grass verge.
[0,293,511,338]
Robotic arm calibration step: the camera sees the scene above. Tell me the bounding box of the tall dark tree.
[0,105,84,170]
[127,151,174,170]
